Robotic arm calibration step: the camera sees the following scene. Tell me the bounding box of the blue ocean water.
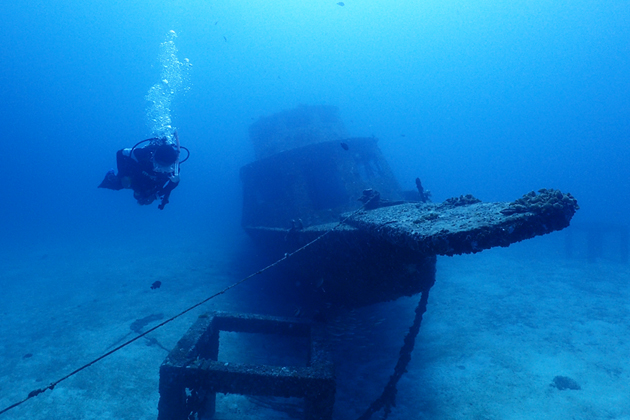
[1,1,629,419]
[2,0,628,245]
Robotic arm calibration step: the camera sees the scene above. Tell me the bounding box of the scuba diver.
[98,132,189,210]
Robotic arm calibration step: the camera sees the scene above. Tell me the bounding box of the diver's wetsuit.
[99,140,179,209]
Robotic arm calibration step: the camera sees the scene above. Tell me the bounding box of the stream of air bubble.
[145,30,191,144]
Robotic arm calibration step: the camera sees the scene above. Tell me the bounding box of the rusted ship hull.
[239,106,579,308]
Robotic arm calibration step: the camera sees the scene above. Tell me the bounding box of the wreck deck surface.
[247,189,578,258]
[345,199,573,256]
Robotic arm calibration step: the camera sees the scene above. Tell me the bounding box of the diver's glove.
[158,198,169,210]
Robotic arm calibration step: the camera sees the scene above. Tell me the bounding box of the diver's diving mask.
[152,148,180,174]
[152,159,179,174]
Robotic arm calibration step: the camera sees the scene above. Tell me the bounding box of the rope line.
[357,280,434,420]
[0,202,371,416]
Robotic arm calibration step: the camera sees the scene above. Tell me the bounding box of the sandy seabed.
[0,232,628,420]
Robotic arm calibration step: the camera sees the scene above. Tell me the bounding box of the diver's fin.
[98,170,123,190]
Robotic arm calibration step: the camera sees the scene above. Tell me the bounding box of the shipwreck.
[157,105,578,420]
